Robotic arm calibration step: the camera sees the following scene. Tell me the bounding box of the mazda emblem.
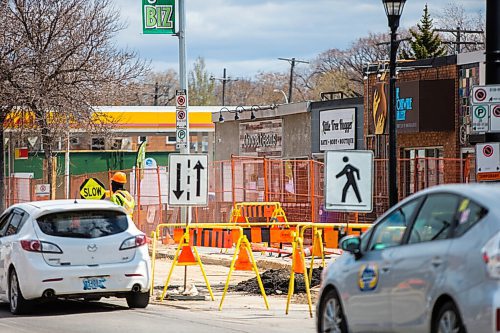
[87,244,97,252]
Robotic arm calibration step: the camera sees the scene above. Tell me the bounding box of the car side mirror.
[340,235,362,259]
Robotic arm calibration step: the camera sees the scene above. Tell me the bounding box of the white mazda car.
[0,200,151,314]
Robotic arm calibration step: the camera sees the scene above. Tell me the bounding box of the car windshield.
[36,210,129,238]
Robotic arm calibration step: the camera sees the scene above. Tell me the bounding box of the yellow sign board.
[80,178,106,200]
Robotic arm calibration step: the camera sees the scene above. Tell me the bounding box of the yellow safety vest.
[110,190,135,217]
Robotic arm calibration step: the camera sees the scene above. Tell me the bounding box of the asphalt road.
[0,297,315,333]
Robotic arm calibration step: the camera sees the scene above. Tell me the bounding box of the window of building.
[403,147,444,196]
[111,138,123,150]
[91,137,105,150]
[70,137,80,145]
[138,136,147,144]
[166,136,176,144]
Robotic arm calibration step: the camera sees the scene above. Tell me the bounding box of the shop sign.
[320,108,355,151]
[239,119,282,157]
[142,0,175,35]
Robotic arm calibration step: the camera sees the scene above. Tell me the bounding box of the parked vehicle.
[317,184,500,333]
[0,200,151,314]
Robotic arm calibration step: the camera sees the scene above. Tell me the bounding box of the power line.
[435,27,484,53]
[278,57,309,103]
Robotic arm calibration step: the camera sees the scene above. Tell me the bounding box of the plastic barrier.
[283,222,373,316]
[151,223,215,301]
[229,202,288,225]
[150,221,372,315]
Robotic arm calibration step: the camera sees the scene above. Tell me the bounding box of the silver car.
[317,184,500,333]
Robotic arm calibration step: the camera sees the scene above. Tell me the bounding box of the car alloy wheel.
[319,289,346,333]
[434,301,464,333]
[9,269,31,315]
[9,271,19,312]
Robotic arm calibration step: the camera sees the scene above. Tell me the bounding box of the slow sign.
[80,178,107,200]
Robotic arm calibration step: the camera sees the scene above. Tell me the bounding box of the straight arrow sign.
[173,163,184,199]
[168,154,208,206]
[194,160,204,197]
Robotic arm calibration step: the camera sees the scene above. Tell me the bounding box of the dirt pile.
[233,268,323,295]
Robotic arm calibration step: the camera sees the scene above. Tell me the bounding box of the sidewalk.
[150,244,326,321]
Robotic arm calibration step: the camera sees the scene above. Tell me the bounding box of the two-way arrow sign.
[168,154,208,206]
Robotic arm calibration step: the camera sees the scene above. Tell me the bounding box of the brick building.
[364,51,485,199]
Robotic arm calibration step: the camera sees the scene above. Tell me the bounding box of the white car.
[0,200,151,314]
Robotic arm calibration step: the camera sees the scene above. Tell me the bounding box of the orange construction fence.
[4,155,476,235]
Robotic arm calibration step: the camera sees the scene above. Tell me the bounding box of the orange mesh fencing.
[3,155,477,236]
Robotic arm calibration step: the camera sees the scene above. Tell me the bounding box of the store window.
[403,147,444,196]
[91,137,105,150]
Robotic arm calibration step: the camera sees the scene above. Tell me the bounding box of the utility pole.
[210,68,238,106]
[153,82,159,106]
[278,57,309,103]
[435,27,484,54]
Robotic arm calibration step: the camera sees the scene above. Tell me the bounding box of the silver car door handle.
[431,257,443,267]
[381,265,391,273]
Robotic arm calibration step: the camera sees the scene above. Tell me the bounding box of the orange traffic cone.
[293,249,305,274]
[177,245,197,265]
[234,246,253,271]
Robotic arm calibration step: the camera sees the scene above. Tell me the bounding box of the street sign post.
[472,105,489,132]
[80,178,107,200]
[142,0,175,35]
[476,143,500,181]
[471,85,500,134]
[489,105,500,132]
[175,89,188,150]
[472,85,500,104]
[168,154,208,206]
[324,150,373,212]
[35,184,50,196]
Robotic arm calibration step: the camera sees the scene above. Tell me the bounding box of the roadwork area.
[150,246,327,328]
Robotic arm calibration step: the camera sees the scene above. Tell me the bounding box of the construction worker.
[110,172,135,218]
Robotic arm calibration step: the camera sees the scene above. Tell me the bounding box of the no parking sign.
[476,143,500,181]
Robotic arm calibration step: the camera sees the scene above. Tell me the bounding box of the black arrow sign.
[193,160,205,197]
[173,163,184,199]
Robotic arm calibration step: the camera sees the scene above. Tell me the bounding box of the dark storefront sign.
[369,79,455,134]
[239,119,283,157]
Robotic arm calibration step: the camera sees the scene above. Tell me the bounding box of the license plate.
[82,277,106,290]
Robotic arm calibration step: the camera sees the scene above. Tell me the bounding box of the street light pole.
[383,0,406,208]
[273,89,289,104]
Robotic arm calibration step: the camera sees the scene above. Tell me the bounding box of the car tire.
[9,269,32,315]
[432,301,466,333]
[317,288,348,333]
[126,291,150,309]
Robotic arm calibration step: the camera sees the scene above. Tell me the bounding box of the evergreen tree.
[407,4,446,59]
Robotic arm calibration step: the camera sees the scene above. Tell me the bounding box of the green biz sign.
[142,0,175,34]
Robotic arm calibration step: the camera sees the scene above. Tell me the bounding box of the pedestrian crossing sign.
[324,150,373,212]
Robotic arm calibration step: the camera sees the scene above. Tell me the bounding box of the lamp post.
[273,89,289,104]
[382,0,406,207]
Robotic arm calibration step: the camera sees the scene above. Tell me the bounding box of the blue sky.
[115,0,484,79]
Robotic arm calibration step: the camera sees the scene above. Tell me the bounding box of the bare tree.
[188,57,217,106]
[1,0,148,199]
